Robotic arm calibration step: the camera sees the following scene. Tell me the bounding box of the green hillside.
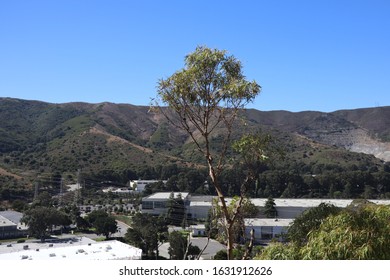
[1,98,389,203]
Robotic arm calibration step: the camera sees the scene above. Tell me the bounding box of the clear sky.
[0,0,389,112]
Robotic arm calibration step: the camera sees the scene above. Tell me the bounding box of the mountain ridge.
[0,98,389,182]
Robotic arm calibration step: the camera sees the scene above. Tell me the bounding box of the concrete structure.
[187,197,390,220]
[142,192,189,216]
[190,224,207,237]
[102,187,133,194]
[66,183,82,192]
[250,198,355,218]
[187,196,214,220]
[0,237,142,260]
[0,211,28,239]
[130,180,167,193]
[0,215,18,239]
[142,193,390,242]
[79,203,138,214]
[245,218,294,242]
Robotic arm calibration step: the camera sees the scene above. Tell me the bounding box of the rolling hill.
[0,97,389,191]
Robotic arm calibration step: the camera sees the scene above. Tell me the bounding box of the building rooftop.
[245,218,295,227]
[189,195,215,202]
[189,201,213,207]
[131,179,167,183]
[0,215,16,227]
[143,192,189,200]
[0,238,141,260]
[229,198,390,208]
[0,211,23,224]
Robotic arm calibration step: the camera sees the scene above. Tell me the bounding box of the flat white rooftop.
[0,215,16,227]
[144,192,189,200]
[0,239,141,260]
[226,198,390,208]
[245,218,295,227]
[0,211,23,224]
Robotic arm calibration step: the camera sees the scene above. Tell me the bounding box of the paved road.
[71,220,129,240]
[112,220,130,238]
[159,237,226,260]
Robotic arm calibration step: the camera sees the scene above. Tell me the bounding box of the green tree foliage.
[263,197,277,218]
[287,203,341,245]
[21,206,71,242]
[156,46,261,259]
[213,249,228,260]
[33,191,53,207]
[301,204,390,259]
[205,209,219,239]
[61,204,81,225]
[214,246,263,260]
[256,242,301,260]
[86,210,117,239]
[168,231,188,260]
[85,209,108,225]
[209,196,259,243]
[167,231,200,260]
[11,199,27,212]
[166,192,186,227]
[258,204,390,260]
[125,213,168,259]
[94,216,117,239]
[143,181,166,195]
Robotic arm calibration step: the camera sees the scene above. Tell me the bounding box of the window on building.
[142,201,153,209]
[261,226,273,240]
[154,201,166,208]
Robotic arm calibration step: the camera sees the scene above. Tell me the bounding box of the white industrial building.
[102,186,133,194]
[244,218,294,242]
[130,180,167,193]
[141,193,390,241]
[249,198,356,219]
[142,193,390,220]
[0,211,28,239]
[141,192,189,216]
[186,196,214,220]
[188,197,390,220]
[0,238,142,260]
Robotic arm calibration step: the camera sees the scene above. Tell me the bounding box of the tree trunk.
[226,223,235,260]
[207,160,235,259]
[242,228,255,260]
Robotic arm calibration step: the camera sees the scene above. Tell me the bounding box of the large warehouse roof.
[0,211,23,224]
[0,215,16,227]
[0,239,141,260]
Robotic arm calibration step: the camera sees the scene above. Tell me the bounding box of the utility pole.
[34,180,39,201]
[74,169,81,206]
[59,177,64,206]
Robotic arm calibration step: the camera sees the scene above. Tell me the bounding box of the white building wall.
[188,204,211,220]
[130,180,167,193]
[245,219,293,242]
[276,206,307,219]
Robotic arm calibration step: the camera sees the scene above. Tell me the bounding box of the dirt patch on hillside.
[0,167,22,180]
[88,126,153,153]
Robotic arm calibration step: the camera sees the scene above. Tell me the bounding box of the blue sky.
[0,0,389,112]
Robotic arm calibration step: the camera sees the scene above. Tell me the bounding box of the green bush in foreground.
[257,204,390,260]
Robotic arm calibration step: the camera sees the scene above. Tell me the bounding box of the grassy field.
[114,215,132,226]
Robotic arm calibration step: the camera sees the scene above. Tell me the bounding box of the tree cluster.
[216,167,390,199]
[21,191,118,241]
[85,210,118,239]
[207,196,259,244]
[21,206,71,242]
[257,202,390,259]
[125,212,168,259]
[168,231,201,260]
[165,193,186,227]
